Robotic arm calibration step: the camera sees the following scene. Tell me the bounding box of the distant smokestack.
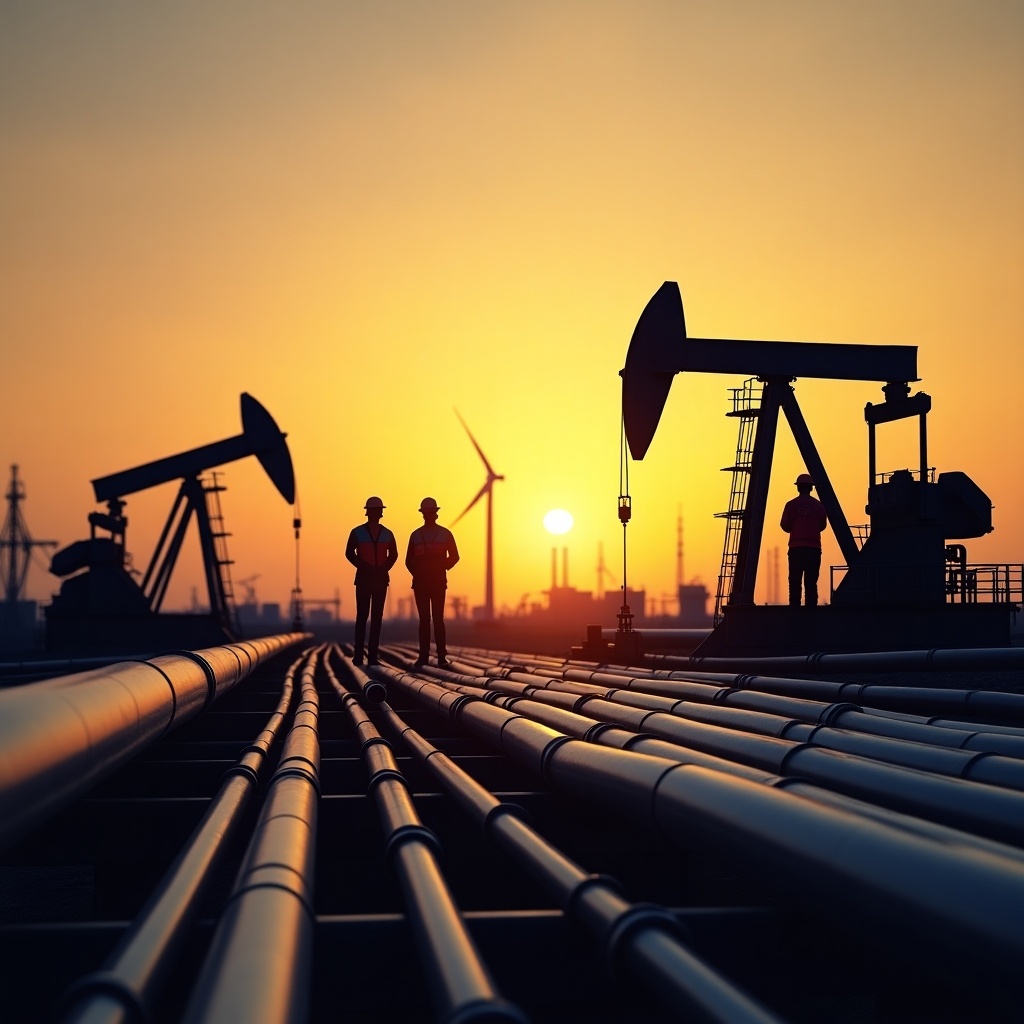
[562,547,568,588]
[551,547,557,590]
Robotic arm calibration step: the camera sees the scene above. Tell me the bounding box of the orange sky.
[2,2,1022,622]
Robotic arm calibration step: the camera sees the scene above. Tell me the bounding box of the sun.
[543,508,574,535]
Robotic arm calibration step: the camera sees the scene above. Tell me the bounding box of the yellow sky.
[2,1,1022,620]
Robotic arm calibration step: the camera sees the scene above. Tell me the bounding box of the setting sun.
[543,509,574,536]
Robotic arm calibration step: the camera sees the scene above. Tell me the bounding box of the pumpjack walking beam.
[621,282,917,607]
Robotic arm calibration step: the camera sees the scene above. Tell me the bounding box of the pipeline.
[375,651,1024,993]
[493,668,1024,790]
[418,652,1024,846]
[647,645,1024,675]
[449,644,1024,724]
[327,644,528,1024]
[60,649,306,1024]
[451,649,1024,762]
[182,644,322,1024]
[0,633,309,853]
[369,659,786,1024]
[391,654,1024,868]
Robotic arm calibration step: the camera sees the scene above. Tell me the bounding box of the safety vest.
[353,524,395,567]
[408,526,453,586]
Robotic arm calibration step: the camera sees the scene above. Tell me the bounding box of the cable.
[291,493,304,630]
[618,407,633,632]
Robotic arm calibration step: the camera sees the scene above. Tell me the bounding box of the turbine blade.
[451,479,491,525]
[454,408,500,478]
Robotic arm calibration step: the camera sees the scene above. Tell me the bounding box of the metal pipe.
[325,667,528,1024]
[438,654,1024,794]
[0,633,307,853]
[647,646,1024,675]
[444,659,1024,845]
[60,651,305,1024]
[413,664,1024,866]
[369,670,786,1024]
[329,642,386,703]
[182,646,322,1024]
[391,675,1024,990]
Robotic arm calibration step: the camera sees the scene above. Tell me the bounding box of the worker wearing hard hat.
[405,497,460,668]
[780,473,828,606]
[345,496,399,665]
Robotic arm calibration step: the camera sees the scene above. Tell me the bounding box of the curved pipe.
[0,633,308,854]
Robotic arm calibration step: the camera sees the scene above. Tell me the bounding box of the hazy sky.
[2,1,1022,619]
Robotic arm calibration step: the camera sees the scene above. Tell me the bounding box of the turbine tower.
[452,410,504,621]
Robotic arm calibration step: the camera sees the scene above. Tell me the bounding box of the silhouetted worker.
[781,473,828,607]
[406,497,460,668]
[345,496,398,666]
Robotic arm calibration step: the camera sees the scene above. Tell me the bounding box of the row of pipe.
[401,654,1024,866]
[454,645,1024,725]
[325,645,529,1024]
[362,655,787,1024]
[372,645,1024,996]
[181,645,323,1024]
[61,651,306,1024]
[0,633,309,853]
[646,644,1024,675]
[438,649,1024,845]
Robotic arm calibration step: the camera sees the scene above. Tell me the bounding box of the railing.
[829,563,1023,604]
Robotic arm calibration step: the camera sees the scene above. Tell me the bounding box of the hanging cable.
[290,493,304,630]
[617,409,633,633]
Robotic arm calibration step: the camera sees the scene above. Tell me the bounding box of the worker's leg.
[787,551,802,606]
[414,588,431,663]
[353,584,371,663]
[367,583,387,663]
[431,589,448,661]
[805,549,822,607]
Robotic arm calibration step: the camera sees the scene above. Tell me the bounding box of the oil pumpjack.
[45,393,296,653]
[621,282,1015,656]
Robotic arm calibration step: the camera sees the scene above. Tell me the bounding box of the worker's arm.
[385,532,399,572]
[344,529,362,569]
[445,532,460,571]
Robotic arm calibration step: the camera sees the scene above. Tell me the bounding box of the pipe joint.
[482,801,530,838]
[383,822,442,862]
[363,680,387,704]
[62,970,148,1024]
[603,903,692,978]
[821,702,861,726]
[273,760,321,793]
[167,649,218,707]
[444,996,531,1024]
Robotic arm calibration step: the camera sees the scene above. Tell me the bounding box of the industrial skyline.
[2,2,1021,616]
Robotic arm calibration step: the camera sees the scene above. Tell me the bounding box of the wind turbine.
[452,410,504,621]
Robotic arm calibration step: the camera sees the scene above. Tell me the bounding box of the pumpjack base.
[572,624,645,664]
[693,603,1016,659]
[44,611,234,655]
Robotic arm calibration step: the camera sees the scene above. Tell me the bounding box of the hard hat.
[364,496,385,509]
[419,496,440,512]
[795,473,814,486]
